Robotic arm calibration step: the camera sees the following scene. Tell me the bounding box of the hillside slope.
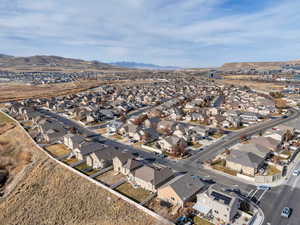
[0,55,115,71]
[220,59,300,71]
[0,113,159,225]
[0,157,159,225]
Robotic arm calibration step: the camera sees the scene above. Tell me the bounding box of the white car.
[293,169,300,176]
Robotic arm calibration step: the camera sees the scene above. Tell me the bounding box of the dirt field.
[220,79,285,92]
[0,79,157,103]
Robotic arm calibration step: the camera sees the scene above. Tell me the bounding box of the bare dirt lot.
[0,79,157,103]
[220,79,285,92]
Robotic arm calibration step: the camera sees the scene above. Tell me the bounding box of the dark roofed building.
[158,174,206,206]
[129,164,174,192]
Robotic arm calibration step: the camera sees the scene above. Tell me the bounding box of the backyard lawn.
[95,170,124,186]
[63,157,78,165]
[265,165,281,176]
[74,162,90,171]
[211,160,237,176]
[193,216,214,225]
[116,182,151,202]
[45,144,71,157]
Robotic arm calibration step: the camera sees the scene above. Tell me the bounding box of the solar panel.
[211,191,232,205]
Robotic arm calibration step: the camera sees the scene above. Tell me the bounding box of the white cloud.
[0,0,299,67]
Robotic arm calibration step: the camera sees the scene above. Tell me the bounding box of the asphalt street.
[260,160,300,225]
[37,107,300,225]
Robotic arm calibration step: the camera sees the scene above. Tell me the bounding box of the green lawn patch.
[193,216,214,225]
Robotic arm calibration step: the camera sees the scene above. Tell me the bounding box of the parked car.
[281,207,292,218]
[293,169,300,176]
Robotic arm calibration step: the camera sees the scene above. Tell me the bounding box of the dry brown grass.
[116,182,151,203]
[45,144,71,157]
[96,170,125,186]
[0,157,160,225]
[0,79,158,103]
[0,124,161,225]
[220,79,285,92]
[0,112,14,124]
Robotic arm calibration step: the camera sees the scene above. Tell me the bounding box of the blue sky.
[0,0,300,67]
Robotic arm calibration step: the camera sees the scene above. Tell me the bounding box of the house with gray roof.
[226,149,265,176]
[86,146,120,169]
[128,164,174,192]
[74,141,105,161]
[158,174,206,207]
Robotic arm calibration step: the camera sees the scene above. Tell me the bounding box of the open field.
[0,79,158,103]
[116,182,151,203]
[0,123,35,195]
[219,79,285,92]
[0,157,159,225]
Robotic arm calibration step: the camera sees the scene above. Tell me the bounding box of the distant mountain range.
[0,54,114,70]
[109,61,180,70]
[0,54,14,59]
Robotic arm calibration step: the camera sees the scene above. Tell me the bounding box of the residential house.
[113,153,134,175]
[193,184,240,224]
[251,136,282,152]
[86,146,120,169]
[64,134,85,150]
[74,141,105,161]
[226,145,266,176]
[128,164,174,192]
[158,174,206,207]
[158,135,188,156]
